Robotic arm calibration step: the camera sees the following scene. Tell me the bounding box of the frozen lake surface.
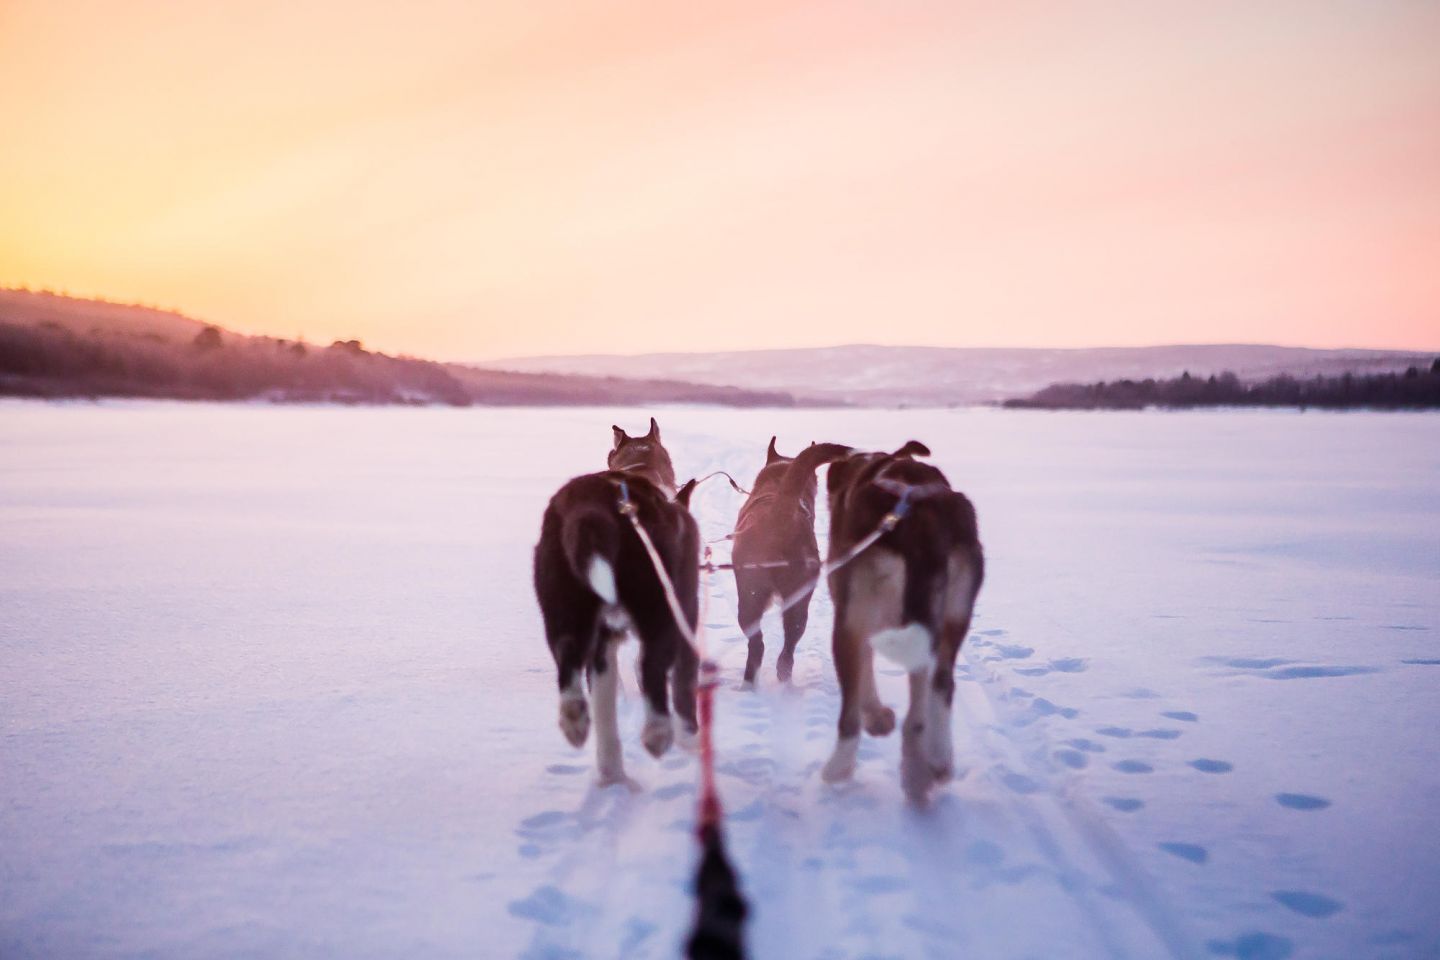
[2,401,1438,959]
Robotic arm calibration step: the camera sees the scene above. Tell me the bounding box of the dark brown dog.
[819,441,984,801]
[731,438,852,685]
[532,417,700,785]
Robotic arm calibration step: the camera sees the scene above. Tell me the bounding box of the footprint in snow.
[1158,842,1207,864]
[1028,698,1078,719]
[1000,771,1041,794]
[1190,758,1233,774]
[716,756,775,784]
[995,644,1034,660]
[965,840,1005,867]
[1113,760,1153,774]
[1102,797,1144,813]
[1137,729,1181,740]
[619,917,657,954]
[507,884,594,926]
[1205,931,1295,959]
[650,782,693,801]
[1050,658,1088,673]
[1054,749,1088,770]
[1097,726,1132,738]
[544,764,587,776]
[853,875,909,895]
[1271,891,1343,918]
[1161,710,1199,722]
[518,810,568,832]
[978,628,1006,637]
[1266,665,1378,680]
[1275,793,1331,811]
[1206,656,1291,669]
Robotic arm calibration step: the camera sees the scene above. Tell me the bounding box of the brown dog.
[819,441,984,801]
[731,438,853,685]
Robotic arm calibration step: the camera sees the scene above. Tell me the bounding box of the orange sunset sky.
[1,0,1437,360]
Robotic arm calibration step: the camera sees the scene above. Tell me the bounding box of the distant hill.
[479,344,1435,406]
[0,288,208,341]
[0,290,794,407]
[1005,363,1440,410]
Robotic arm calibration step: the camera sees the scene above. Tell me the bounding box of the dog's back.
[828,452,982,647]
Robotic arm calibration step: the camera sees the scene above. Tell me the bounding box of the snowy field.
[2,401,1438,960]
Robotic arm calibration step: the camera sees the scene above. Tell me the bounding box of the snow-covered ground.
[2,401,1437,960]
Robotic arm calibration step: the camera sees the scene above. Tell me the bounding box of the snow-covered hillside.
[1,402,1437,959]
[477,345,1433,406]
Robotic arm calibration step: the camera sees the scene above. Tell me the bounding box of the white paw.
[641,713,674,758]
[595,767,640,791]
[925,698,955,781]
[901,752,935,802]
[821,737,859,783]
[675,725,700,753]
[559,698,590,748]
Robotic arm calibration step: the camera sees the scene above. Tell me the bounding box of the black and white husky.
[533,418,701,785]
[819,441,985,801]
[732,438,852,685]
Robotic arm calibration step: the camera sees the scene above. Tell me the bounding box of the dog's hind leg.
[671,632,699,740]
[901,668,935,802]
[555,639,591,749]
[777,589,812,683]
[924,624,963,784]
[927,552,980,782]
[860,650,896,736]
[590,637,627,785]
[821,619,864,783]
[736,574,769,687]
[635,614,679,758]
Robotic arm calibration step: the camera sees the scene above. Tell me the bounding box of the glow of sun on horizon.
[1,0,1437,359]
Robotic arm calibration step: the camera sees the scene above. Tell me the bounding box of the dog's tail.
[779,442,853,498]
[562,506,623,607]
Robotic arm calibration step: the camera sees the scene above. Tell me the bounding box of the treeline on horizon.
[0,298,795,408]
[1005,362,1440,411]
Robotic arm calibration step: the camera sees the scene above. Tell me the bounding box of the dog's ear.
[765,436,781,464]
[675,478,698,508]
[893,440,931,459]
[646,417,660,441]
[612,425,628,449]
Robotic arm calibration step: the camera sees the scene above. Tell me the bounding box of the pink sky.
[1,0,1436,359]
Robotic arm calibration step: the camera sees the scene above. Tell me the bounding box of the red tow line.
[685,547,747,960]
